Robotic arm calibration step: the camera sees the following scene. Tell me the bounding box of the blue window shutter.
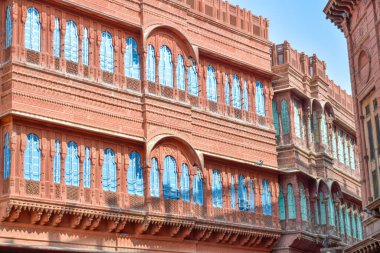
[300,184,308,221]
[249,180,255,212]
[5,5,12,48]
[272,101,280,136]
[328,195,335,226]
[319,192,326,224]
[287,184,296,219]
[24,133,41,181]
[232,74,241,109]
[64,21,78,62]
[181,163,190,201]
[256,82,265,116]
[224,74,230,106]
[177,55,185,90]
[53,140,61,183]
[230,176,236,209]
[128,151,143,196]
[102,149,116,192]
[193,170,203,205]
[279,186,285,220]
[262,179,272,215]
[102,149,109,191]
[150,158,159,197]
[147,45,155,82]
[244,81,249,111]
[125,38,140,80]
[163,156,178,199]
[25,8,41,52]
[281,100,290,134]
[65,141,79,186]
[83,147,91,188]
[188,62,198,96]
[100,32,113,73]
[207,66,217,102]
[238,175,248,211]
[53,18,60,58]
[82,28,89,65]
[3,133,11,179]
[159,46,173,87]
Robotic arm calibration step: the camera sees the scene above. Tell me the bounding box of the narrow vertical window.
[102,148,116,192]
[256,82,265,116]
[313,111,320,144]
[294,100,301,138]
[150,158,160,197]
[5,5,12,48]
[159,45,173,87]
[350,139,356,169]
[300,184,308,221]
[319,192,327,225]
[147,45,156,82]
[100,31,114,73]
[83,147,91,188]
[338,130,345,163]
[163,155,179,199]
[24,133,41,181]
[224,74,230,106]
[188,61,198,96]
[345,205,352,237]
[243,81,249,111]
[262,179,272,215]
[367,120,375,160]
[338,201,345,234]
[212,170,223,207]
[232,74,241,109]
[315,201,320,224]
[176,55,185,90]
[238,175,248,211]
[82,27,89,65]
[281,100,290,134]
[65,141,79,186]
[181,163,190,201]
[357,211,363,240]
[328,195,335,226]
[287,183,296,219]
[206,66,217,102]
[249,179,255,212]
[3,133,11,179]
[279,185,285,220]
[332,130,337,159]
[125,38,140,80]
[344,135,350,166]
[53,18,60,58]
[321,113,328,145]
[64,20,78,62]
[273,100,280,136]
[25,7,41,51]
[230,176,236,209]
[193,170,203,205]
[127,151,143,196]
[53,140,61,183]
[351,211,357,239]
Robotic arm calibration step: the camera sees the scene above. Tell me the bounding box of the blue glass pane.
[320,192,326,225]
[262,179,272,215]
[279,186,285,220]
[206,66,217,102]
[287,184,296,219]
[281,100,290,135]
[100,32,114,73]
[3,133,11,179]
[163,156,179,199]
[193,170,203,205]
[53,18,60,57]
[238,175,248,211]
[25,8,41,52]
[53,140,61,183]
[244,81,249,111]
[176,55,185,90]
[255,82,265,116]
[188,61,198,96]
[5,6,12,48]
[212,170,223,207]
[159,46,173,87]
[150,158,160,197]
[232,74,241,109]
[125,38,140,80]
[64,20,79,62]
[272,101,280,136]
[128,151,143,196]
[147,45,156,82]
[224,74,230,106]
[83,147,91,188]
[82,28,89,65]
[65,141,79,186]
[102,149,116,192]
[24,133,41,181]
[300,184,308,221]
[230,176,236,209]
[181,163,190,201]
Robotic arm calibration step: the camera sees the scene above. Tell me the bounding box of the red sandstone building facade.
[0,0,362,252]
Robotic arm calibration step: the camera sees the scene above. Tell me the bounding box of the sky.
[229,0,351,94]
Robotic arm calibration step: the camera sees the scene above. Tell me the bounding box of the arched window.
[193,170,203,205]
[273,101,280,136]
[83,147,91,188]
[65,141,79,186]
[315,201,320,224]
[225,74,230,106]
[150,158,160,197]
[281,100,290,135]
[163,155,179,199]
[338,131,344,163]
[351,211,357,239]
[350,139,356,169]
[338,200,345,235]
[300,184,308,221]
[238,175,248,211]
[232,74,241,109]
[287,183,296,219]
[206,66,217,102]
[127,151,143,196]
[357,211,363,240]
[188,61,198,96]
[279,186,285,220]
[159,45,173,87]
[100,31,114,73]
[25,7,41,51]
[262,179,272,215]
[328,195,335,226]
[321,113,328,145]
[64,20,78,62]
[313,111,320,144]
[24,133,41,181]
[82,27,89,65]
[255,82,265,116]
[5,5,12,48]
[176,55,185,90]
[102,148,116,192]
[332,130,337,159]
[181,163,190,201]
[53,140,61,183]
[345,205,352,237]
[3,133,11,179]
[319,192,327,224]
[212,170,223,207]
[53,18,60,58]
[244,81,249,111]
[294,100,301,138]
[249,179,255,212]
[230,176,236,209]
[147,45,155,82]
[125,38,140,80]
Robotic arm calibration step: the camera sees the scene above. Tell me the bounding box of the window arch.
[82,27,89,65]
[83,147,91,188]
[230,176,236,209]
[25,7,41,52]
[150,157,160,197]
[53,140,61,183]
[65,141,79,186]
[64,20,78,62]
[232,74,241,109]
[53,18,60,58]
[212,170,223,207]
[319,192,327,224]
[281,100,290,135]
[238,175,248,211]
[243,81,249,111]
[127,151,143,196]
[300,184,308,221]
[273,101,280,136]
[328,195,335,226]
[147,45,156,82]
[224,74,230,106]
[287,183,296,219]
[181,163,190,201]
[24,133,41,181]
[193,170,203,205]
[279,185,285,220]
[262,179,272,215]
[294,100,301,138]
[102,148,116,192]
[125,37,140,80]
[249,179,255,212]
[5,5,12,48]
[100,31,114,73]
[3,133,11,179]
[188,61,198,96]
[255,81,265,116]
[159,45,173,87]
[163,155,179,199]
[206,66,217,102]
[176,55,185,90]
